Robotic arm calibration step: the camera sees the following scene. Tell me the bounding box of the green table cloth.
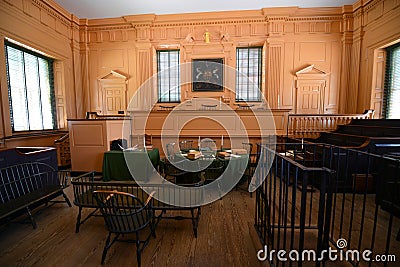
[102,148,160,181]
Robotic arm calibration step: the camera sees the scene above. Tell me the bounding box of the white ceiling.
[53,0,355,19]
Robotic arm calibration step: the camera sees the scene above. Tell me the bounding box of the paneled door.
[98,70,128,115]
[103,85,125,115]
[296,80,325,114]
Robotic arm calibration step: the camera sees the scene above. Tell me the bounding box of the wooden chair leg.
[101,232,112,264]
[75,207,82,233]
[136,232,141,267]
[26,207,37,229]
[190,208,200,238]
[150,215,156,238]
[62,192,72,207]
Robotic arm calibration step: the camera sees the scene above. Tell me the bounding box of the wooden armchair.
[93,190,155,267]
[203,158,225,199]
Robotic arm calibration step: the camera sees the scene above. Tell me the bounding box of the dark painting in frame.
[192,58,224,92]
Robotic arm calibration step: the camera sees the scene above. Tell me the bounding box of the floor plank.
[0,185,263,267]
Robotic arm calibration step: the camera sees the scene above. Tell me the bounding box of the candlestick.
[221,135,224,150]
[198,136,201,150]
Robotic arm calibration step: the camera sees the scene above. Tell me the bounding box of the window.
[236,47,262,102]
[383,43,400,119]
[157,50,180,103]
[5,41,56,131]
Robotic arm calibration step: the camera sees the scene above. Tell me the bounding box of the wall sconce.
[204,30,210,43]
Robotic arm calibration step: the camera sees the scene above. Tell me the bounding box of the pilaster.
[266,37,284,109]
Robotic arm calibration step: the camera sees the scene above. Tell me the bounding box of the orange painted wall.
[0,0,399,144]
[84,9,345,114]
[357,0,400,116]
[0,0,84,143]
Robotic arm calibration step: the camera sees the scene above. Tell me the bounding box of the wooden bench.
[376,155,400,240]
[376,156,400,217]
[0,162,72,228]
[350,118,400,127]
[313,132,369,147]
[310,134,400,155]
[336,124,400,137]
[71,172,203,237]
[306,118,400,150]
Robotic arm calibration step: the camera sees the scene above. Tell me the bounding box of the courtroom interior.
[0,0,399,266]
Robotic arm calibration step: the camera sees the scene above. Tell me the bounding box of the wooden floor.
[0,185,264,267]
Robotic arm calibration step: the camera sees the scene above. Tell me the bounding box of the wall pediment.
[97,70,129,81]
[295,65,328,79]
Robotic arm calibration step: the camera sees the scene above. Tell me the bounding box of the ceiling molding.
[53,0,356,19]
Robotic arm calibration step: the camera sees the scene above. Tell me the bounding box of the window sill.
[6,129,68,140]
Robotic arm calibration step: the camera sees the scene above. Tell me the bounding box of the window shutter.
[236,47,262,102]
[157,50,180,103]
[4,40,56,131]
[383,43,400,119]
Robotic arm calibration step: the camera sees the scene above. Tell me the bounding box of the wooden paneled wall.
[0,0,399,146]
[0,0,82,146]
[84,10,345,114]
[359,0,400,117]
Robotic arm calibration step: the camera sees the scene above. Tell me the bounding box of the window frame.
[4,40,57,132]
[235,46,263,102]
[156,49,181,103]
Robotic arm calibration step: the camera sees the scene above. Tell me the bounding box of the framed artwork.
[192,58,223,91]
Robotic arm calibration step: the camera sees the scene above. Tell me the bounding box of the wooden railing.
[287,109,375,139]
[54,133,71,168]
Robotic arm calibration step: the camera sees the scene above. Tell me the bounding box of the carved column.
[266,38,284,109]
[346,8,364,114]
[135,24,153,110]
[79,21,91,117]
[265,15,285,110]
[135,44,152,110]
[340,35,353,113]
[123,15,155,110]
[348,28,364,113]
[68,17,85,118]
